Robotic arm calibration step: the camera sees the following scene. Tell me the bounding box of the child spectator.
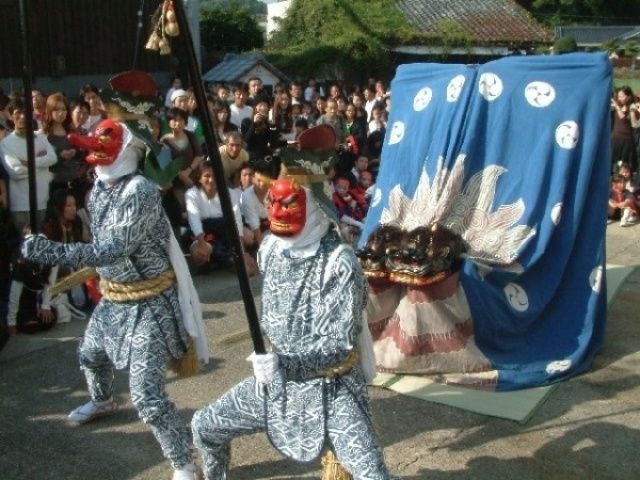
[609,174,639,227]
[368,104,386,135]
[618,162,638,195]
[332,176,367,244]
[351,155,370,185]
[354,169,375,205]
[236,162,254,191]
[240,159,278,255]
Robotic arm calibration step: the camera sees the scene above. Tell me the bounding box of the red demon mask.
[266,178,307,236]
[67,119,124,166]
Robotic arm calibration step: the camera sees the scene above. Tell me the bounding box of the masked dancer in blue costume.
[21,72,208,480]
[191,125,400,480]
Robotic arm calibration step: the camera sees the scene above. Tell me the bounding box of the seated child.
[353,169,375,205]
[236,162,254,191]
[609,174,639,227]
[332,176,368,243]
[240,159,278,255]
[618,162,638,196]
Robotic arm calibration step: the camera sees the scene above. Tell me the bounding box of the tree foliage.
[266,0,422,83]
[553,36,578,54]
[513,0,640,26]
[200,0,266,16]
[199,1,264,57]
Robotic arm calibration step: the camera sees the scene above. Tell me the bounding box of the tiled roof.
[394,0,551,44]
[202,52,289,83]
[555,26,639,45]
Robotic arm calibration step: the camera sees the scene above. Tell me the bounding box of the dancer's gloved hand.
[247,352,279,384]
[21,234,59,263]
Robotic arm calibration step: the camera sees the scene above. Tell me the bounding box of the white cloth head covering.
[170,88,189,102]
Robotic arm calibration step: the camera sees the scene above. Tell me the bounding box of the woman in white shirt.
[185,160,256,274]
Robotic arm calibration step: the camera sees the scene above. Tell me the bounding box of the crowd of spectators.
[0,86,101,342]
[0,75,389,347]
[609,85,640,226]
[2,76,635,349]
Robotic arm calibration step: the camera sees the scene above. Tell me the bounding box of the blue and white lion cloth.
[362,52,611,391]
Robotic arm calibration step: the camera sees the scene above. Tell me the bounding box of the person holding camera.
[241,99,282,163]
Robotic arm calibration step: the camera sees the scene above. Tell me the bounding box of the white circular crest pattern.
[413,87,433,111]
[447,75,466,102]
[589,265,603,294]
[504,282,529,312]
[388,121,405,145]
[478,73,503,101]
[546,359,572,374]
[524,81,556,108]
[550,203,562,225]
[555,121,580,149]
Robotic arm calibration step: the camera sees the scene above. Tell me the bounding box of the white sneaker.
[67,399,117,425]
[620,208,632,227]
[172,463,199,480]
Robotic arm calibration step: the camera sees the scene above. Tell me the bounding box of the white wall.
[238,65,282,90]
[266,0,291,39]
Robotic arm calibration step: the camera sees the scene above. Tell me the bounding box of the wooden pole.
[18,0,38,234]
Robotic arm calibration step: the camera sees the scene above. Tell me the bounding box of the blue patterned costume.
[23,174,193,469]
[192,229,398,479]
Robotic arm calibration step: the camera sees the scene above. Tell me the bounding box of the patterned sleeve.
[278,248,366,380]
[26,177,163,269]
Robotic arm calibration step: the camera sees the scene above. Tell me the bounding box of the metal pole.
[173,0,266,354]
[18,0,38,234]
